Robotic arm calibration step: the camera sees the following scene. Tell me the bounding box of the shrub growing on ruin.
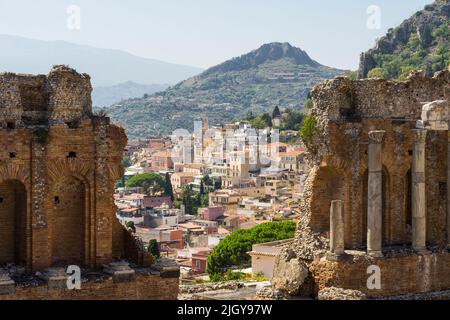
[300,114,317,144]
[34,128,49,145]
[148,239,160,259]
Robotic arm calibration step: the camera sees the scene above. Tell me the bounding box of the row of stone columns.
[329,129,430,257]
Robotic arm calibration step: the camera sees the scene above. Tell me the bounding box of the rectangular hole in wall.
[67,151,77,159]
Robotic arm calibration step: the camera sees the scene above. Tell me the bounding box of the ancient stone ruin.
[0,66,179,299]
[272,69,450,299]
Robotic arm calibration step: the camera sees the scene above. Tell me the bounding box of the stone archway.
[0,179,27,265]
[50,175,86,266]
[310,166,346,233]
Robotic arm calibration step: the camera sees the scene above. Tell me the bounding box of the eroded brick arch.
[0,179,28,265]
[48,174,88,266]
[309,166,347,234]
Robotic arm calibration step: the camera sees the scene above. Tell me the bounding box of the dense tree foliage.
[180,185,209,215]
[279,108,304,131]
[300,114,316,144]
[206,221,296,280]
[126,173,165,195]
[148,239,160,259]
[164,172,174,201]
[368,20,450,80]
[126,221,136,233]
[272,106,281,118]
[242,107,304,131]
[122,156,132,168]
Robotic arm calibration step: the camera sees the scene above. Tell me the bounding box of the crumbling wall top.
[311,70,450,122]
[0,65,93,126]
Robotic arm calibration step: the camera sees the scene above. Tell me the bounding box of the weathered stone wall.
[301,70,450,250]
[280,70,450,299]
[0,66,147,271]
[0,66,173,300]
[310,251,450,298]
[0,270,179,300]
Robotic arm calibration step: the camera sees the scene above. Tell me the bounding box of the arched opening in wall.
[362,167,390,245]
[405,169,412,244]
[51,176,86,266]
[310,166,345,234]
[0,180,27,265]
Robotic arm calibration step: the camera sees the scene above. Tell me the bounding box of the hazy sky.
[0,0,433,70]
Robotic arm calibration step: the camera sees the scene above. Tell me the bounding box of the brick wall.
[0,180,26,264]
[310,252,450,298]
[0,273,179,300]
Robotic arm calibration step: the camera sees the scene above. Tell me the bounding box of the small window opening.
[67,151,77,159]
[54,196,60,205]
[9,152,16,158]
[66,122,78,129]
[6,122,15,129]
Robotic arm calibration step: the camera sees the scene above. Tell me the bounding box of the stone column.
[448,132,450,250]
[330,200,345,256]
[412,129,427,252]
[367,130,385,257]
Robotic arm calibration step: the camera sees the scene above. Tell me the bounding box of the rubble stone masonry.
[0,66,179,300]
[275,69,450,299]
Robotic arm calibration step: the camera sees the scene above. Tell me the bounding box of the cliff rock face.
[358,0,450,79]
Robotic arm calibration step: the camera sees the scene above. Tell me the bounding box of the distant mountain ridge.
[108,42,344,138]
[359,0,450,79]
[92,82,169,108]
[0,34,203,87]
[200,42,320,76]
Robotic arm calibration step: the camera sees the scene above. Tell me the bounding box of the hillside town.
[115,115,308,283]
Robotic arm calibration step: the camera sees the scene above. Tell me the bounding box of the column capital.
[412,129,427,144]
[368,130,385,144]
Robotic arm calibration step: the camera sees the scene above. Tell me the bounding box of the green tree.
[280,108,304,131]
[272,106,281,118]
[367,67,385,79]
[122,156,132,168]
[200,181,205,195]
[206,221,296,279]
[214,178,222,190]
[126,173,165,195]
[164,172,174,201]
[303,98,313,110]
[250,117,267,129]
[126,221,136,233]
[181,185,196,215]
[148,239,160,259]
[202,174,213,186]
[261,113,272,128]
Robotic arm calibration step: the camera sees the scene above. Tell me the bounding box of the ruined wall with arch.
[0,66,130,272]
[297,71,450,256]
